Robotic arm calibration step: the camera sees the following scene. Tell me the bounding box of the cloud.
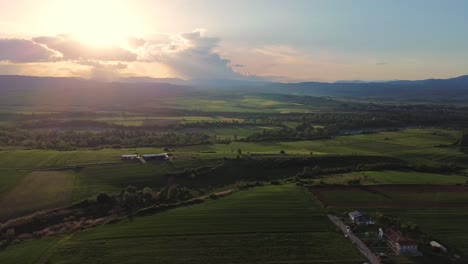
[77,60,128,81]
[0,30,255,81]
[141,29,249,80]
[127,37,147,49]
[376,62,388,66]
[0,39,58,63]
[33,34,137,61]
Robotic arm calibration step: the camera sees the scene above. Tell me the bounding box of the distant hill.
[119,77,188,86]
[260,75,468,101]
[0,75,190,110]
[1,75,468,105]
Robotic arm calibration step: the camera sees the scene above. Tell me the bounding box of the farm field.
[71,159,220,201]
[0,159,220,220]
[321,170,468,185]
[0,169,28,198]
[0,129,464,170]
[0,185,365,264]
[0,171,75,221]
[0,128,466,222]
[312,185,468,208]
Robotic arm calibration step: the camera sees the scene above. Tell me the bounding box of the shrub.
[96,193,111,204]
[209,194,219,200]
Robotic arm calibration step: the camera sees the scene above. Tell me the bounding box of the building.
[348,211,375,225]
[121,154,140,161]
[385,228,420,255]
[142,153,170,161]
[430,241,448,253]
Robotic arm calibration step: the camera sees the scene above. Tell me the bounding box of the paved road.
[328,214,381,264]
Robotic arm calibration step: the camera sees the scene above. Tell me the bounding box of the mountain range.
[1,74,468,101]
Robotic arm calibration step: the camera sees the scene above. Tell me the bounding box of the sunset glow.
[45,0,144,47]
[1,0,468,81]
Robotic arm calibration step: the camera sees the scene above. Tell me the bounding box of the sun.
[45,0,146,47]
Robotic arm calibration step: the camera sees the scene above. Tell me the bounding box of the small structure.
[121,154,140,161]
[348,211,375,225]
[378,228,384,239]
[385,228,420,255]
[142,153,170,161]
[430,241,448,253]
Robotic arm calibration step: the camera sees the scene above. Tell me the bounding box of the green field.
[0,171,75,221]
[0,185,364,264]
[71,159,220,201]
[0,128,466,221]
[0,160,219,220]
[0,129,464,169]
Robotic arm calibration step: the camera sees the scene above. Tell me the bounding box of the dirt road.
[328,214,380,264]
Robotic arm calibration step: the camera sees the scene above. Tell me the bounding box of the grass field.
[0,128,466,222]
[0,185,364,264]
[0,129,464,169]
[321,170,468,185]
[0,160,220,220]
[0,171,75,221]
[0,169,29,198]
[71,159,220,201]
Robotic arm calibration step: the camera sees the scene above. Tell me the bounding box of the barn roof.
[385,228,416,245]
[142,153,168,158]
[349,211,362,218]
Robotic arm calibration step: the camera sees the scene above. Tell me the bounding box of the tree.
[237,148,242,155]
[6,228,15,240]
[143,187,153,202]
[460,131,468,148]
[96,193,111,204]
[125,185,137,194]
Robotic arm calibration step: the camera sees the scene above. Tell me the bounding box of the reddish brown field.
[310,184,468,209]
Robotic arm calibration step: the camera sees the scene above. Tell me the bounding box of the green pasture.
[72,159,220,201]
[0,171,75,221]
[0,185,364,264]
[0,129,464,169]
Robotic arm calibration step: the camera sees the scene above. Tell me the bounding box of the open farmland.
[0,185,364,264]
[0,159,220,220]
[71,159,221,200]
[0,171,75,221]
[0,129,464,169]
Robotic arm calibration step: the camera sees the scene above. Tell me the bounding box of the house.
[121,154,140,161]
[385,228,420,255]
[142,153,170,161]
[348,211,375,225]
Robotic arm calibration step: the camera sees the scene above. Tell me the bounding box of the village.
[330,210,450,264]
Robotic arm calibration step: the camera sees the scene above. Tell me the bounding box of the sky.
[1,0,468,82]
